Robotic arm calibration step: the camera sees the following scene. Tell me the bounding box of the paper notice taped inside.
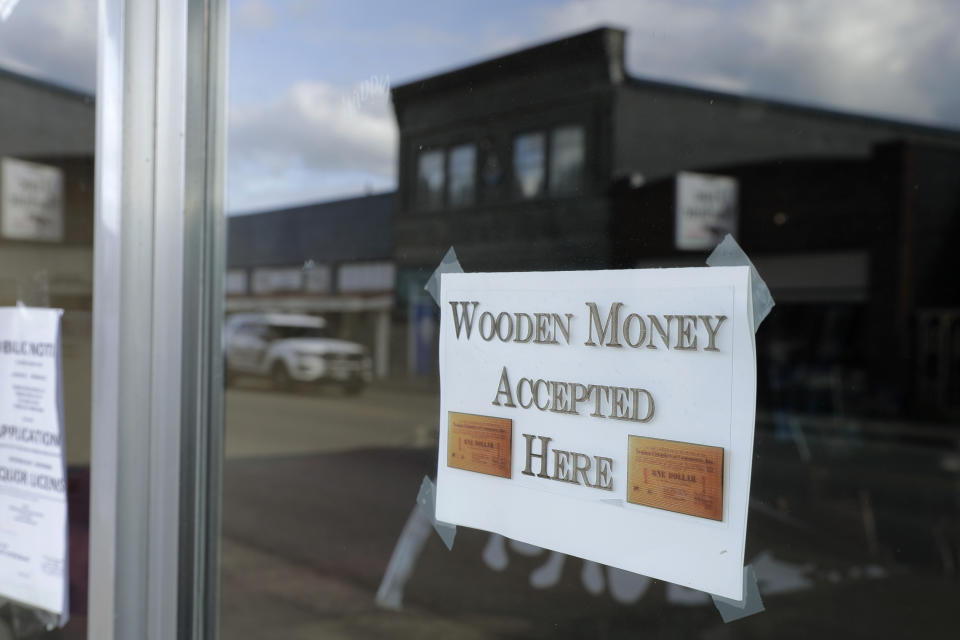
[0,307,67,616]
[435,267,757,599]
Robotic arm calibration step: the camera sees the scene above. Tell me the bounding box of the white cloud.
[740,0,959,123]
[226,0,960,211]
[0,0,95,93]
[5,0,955,214]
[540,0,960,127]
[228,79,398,211]
[230,79,396,175]
[227,164,394,214]
[0,0,23,22]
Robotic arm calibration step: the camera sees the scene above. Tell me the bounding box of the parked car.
[224,313,372,393]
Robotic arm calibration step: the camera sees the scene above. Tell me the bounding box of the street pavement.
[217,383,960,638]
[224,379,441,458]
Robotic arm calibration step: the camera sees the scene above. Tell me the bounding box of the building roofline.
[229,191,395,219]
[391,26,624,104]
[623,74,960,141]
[0,66,94,103]
[391,24,959,141]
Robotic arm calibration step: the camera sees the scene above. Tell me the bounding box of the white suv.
[224,313,373,393]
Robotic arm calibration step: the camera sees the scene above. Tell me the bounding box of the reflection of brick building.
[0,69,95,451]
[1,68,97,616]
[0,69,95,311]
[391,28,958,275]
[226,194,396,378]
[226,27,960,416]
[610,141,960,416]
[387,27,960,417]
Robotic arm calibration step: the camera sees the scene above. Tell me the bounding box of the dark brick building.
[389,27,960,417]
[227,27,959,416]
[391,27,958,274]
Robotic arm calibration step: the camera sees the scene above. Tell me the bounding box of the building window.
[549,125,585,195]
[416,149,445,210]
[225,269,248,295]
[337,262,396,293]
[513,132,545,198]
[303,264,332,293]
[251,267,303,295]
[447,144,476,207]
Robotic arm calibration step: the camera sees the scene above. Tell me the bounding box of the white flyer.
[675,172,738,251]
[0,158,65,243]
[436,267,756,599]
[0,307,67,616]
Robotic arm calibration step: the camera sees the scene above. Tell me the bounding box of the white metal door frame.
[89,1,227,638]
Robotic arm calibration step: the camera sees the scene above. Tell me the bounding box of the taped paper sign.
[675,172,738,251]
[0,307,68,616]
[436,267,757,599]
[1,158,65,243]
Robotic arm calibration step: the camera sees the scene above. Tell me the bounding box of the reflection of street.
[221,387,960,638]
[225,384,439,458]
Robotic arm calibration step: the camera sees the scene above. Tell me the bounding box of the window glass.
[479,138,505,198]
[447,144,476,206]
[220,4,960,639]
[513,132,545,198]
[338,261,396,293]
[416,150,444,210]
[250,267,303,294]
[549,125,585,195]
[303,264,332,293]
[268,324,328,340]
[0,3,97,638]
[225,269,248,295]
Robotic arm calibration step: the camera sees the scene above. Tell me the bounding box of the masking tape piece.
[712,564,765,623]
[706,235,769,622]
[375,477,457,610]
[706,234,774,330]
[424,247,464,306]
[374,503,433,610]
[420,248,461,545]
[0,600,61,635]
[416,476,457,550]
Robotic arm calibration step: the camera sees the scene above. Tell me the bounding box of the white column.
[88,1,227,639]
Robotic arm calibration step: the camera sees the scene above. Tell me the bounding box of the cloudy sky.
[1,0,958,213]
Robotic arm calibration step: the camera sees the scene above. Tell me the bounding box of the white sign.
[436,267,756,599]
[675,172,738,250]
[304,265,332,293]
[1,158,65,243]
[251,267,303,295]
[338,262,395,294]
[0,307,68,616]
[225,269,248,295]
